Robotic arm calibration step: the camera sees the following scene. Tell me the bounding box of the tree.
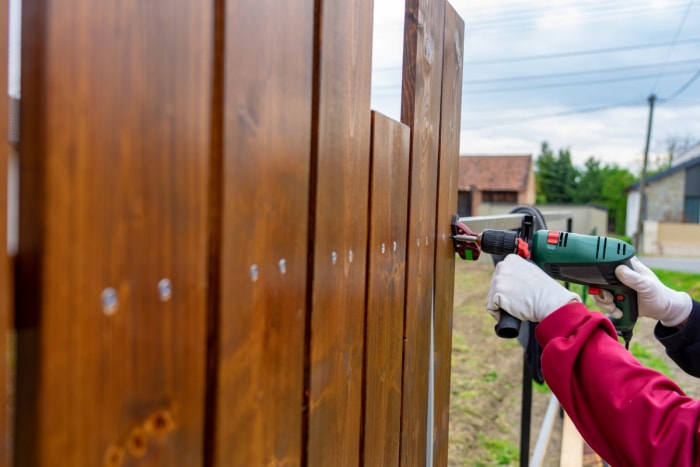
[600,165,635,235]
[535,142,580,204]
[574,157,603,205]
[535,142,636,235]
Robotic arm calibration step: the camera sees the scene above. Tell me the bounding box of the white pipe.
[426,287,434,467]
[8,0,21,99]
[7,0,21,256]
[530,393,560,467]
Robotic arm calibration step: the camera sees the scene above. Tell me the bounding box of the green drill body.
[479,229,638,340]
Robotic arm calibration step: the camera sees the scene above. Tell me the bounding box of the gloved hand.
[592,256,692,327]
[486,255,581,323]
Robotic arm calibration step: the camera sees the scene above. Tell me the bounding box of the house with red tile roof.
[458,155,535,217]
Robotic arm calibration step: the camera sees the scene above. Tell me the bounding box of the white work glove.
[592,256,692,327]
[486,255,581,323]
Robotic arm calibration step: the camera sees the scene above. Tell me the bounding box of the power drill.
[451,215,638,346]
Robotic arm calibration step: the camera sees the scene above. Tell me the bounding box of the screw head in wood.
[101,288,118,316]
[158,279,172,302]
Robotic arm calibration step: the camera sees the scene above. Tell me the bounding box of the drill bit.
[452,234,478,243]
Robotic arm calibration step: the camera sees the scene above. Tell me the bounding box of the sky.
[371,0,700,172]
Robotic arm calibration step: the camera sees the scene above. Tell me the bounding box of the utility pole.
[635,94,656,252]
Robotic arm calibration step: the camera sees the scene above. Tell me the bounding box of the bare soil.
[447,256,700,466]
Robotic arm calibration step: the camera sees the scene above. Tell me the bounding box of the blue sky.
[371,0,700,171]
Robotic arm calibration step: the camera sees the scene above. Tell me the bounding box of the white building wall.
[626,191,640,238]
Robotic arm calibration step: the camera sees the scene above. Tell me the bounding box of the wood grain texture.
[15,1,212,464]
[362,112,410,467]
[0,0,9,464]
[306,0,374,465]
[432,5,464,466]
[215,1,314,466]
[399,0,446,464]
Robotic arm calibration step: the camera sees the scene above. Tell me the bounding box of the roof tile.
[458,155,532,191]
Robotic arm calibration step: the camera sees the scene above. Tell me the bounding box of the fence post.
[433,4,465,466]
[399,0,447,464]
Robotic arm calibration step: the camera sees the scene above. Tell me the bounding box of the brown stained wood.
[15,1,211,465]
[399,0,446,464]
[215,1,314,465]
[363,112,410,466]
[306,0,374,465]
[0,0,8,464]
[433,5,465,466]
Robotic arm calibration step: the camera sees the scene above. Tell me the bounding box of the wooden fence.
[3,0,464,465]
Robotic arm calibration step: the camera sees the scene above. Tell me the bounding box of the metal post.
[520,353,532,467]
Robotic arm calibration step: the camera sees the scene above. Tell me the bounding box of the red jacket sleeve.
[536,302,700,466]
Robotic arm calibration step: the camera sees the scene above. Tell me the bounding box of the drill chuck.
[480,229,518,256]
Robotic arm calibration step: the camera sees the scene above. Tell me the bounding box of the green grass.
[629,341,673,377]
[652,268,700,298]
[476,434,519,466]
[532,380,550,394]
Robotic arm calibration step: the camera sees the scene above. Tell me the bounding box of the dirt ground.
[447,256,700,466]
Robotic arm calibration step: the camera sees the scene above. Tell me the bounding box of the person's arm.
[537,303,700,466]
[655,300,700,378]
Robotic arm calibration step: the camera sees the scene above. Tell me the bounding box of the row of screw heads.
[101,235,431,311]
[101,279,172,315]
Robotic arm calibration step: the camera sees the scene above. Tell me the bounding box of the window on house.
[458,191,471,217]
[483,191,517,203]
[684,197,700,223]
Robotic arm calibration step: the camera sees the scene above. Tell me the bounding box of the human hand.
[486,255,581,323]
[591,257,692,327]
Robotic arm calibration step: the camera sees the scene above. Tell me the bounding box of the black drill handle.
[495,310,521,339]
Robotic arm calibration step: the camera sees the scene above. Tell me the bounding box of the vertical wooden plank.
[214,1,313,465]
[433,5,464,466]
[399,0,446,464]
[15,1,212,465]
[362,111,410,466]
[306,0,373,464]
[0,0,9,464]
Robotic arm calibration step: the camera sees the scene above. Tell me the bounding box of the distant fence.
[5,1,464,466]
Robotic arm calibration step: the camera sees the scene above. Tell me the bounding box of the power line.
[463,58,700,85]
[460,99,644,130]
[371,66,697,96]
[462,0,671,20]
[462,69,698,94]
[651,0,695,91]
[468,38,700,65]
[462,1,690,36]
[371,38,700,74]
[468,0,688,30]
[662,67,700,101]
